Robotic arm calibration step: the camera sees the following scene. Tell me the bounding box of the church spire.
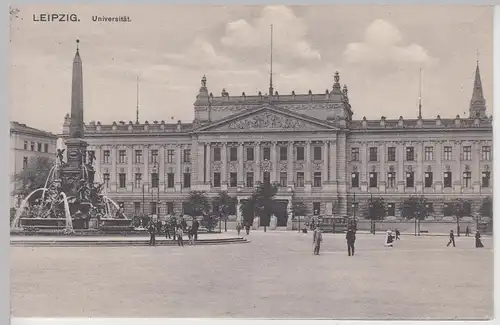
[469,59,486,119]
[69,39,84,138]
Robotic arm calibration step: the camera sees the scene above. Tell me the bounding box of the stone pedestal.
[252,217,260,230]
[89,217,99,229]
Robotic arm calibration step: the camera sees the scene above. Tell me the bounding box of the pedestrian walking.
[446,230,456,247]
[475,230,484,248]
[395,229,401,240]
[176,226,184,247]
[164,222,171,239]
[245,223,250,235]
[236,222,242,236]
[156,219,163,236]
[313,227,323,255]
[346,227,356,256]
[181,219,188,232]
[192,218,200,241]
[187,226,195,246]
[384,229,394,247]
[148,220,156,246]
[465,225,470,237]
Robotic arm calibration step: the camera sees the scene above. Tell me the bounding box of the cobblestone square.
[10,232,493,319]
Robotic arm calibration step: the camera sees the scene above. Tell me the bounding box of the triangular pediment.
[196,106,338,132]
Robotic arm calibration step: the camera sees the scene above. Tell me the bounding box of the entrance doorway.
[274,200,288,226]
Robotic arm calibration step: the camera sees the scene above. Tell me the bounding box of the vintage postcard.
[9,4,493,320]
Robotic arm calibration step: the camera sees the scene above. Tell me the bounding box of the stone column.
[143,145,149,192]
[158,145,165,191]
[435,141,443,192]
[379,142,386,191]
[238,142,244,186]
[127,145,133,191]
[454,141,462,191]
[361,142,368,191]
[255,142,261,183]
[95,145,101,179]
[287,141,294,186]
[329,140,337,183]
[221,142,228,188]
[305,141,312,185]
[472,141,481,192]
[416,141,423,192]
[198,142,205,186]
[205,142,211,186]
[236,197,242,223]
[175,144,182,191]
[111,145,117,192]
[397,142,405,191]
[271,141,277,183]
[323,141,329,184]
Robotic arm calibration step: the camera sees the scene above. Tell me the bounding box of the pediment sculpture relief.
[227,112,310,130]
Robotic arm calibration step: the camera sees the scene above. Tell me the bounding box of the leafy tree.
[292,197,308,217]
[184,191,210,217]
[400,196,430,220]
[452,198,471,235]
[212,190,237,231]
[240,196,256,227]
[479,197,492,219]
[239,182,279,232]
[200,214,219,232]
[366,197,387,220]
[13,156,54,203]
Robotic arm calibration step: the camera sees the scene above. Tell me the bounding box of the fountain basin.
[19,218,67,229]
[99,218,134,233]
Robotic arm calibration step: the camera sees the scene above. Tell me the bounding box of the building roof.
[10,121,57,139]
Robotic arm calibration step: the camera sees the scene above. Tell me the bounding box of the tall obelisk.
[63,39,88,193]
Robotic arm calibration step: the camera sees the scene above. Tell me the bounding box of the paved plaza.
[10,231,493,319]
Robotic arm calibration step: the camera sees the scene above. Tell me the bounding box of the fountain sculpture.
[11,39,131,234]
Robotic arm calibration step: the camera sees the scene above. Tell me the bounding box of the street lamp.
[369,193,374,235]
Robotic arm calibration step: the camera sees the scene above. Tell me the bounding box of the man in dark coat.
[346,227,356,256]
[192,218,200,241]
[465,225,470,237]
[446,230,455,247]
[395,229,401,240]
[156,219,163,236]
[148,220,156,246]
[475,230,484,248]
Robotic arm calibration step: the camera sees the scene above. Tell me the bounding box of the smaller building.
[10,121,58,207]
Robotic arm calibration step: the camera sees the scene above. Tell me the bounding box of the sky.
[9,5,493,134]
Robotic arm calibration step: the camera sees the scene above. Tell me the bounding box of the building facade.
[60,49,492,222]
[10,121,58,206]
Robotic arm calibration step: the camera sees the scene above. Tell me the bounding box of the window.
[44,143,49,153]
[103,173,110,188]
[444,172,452,188]
[230,147,237,161]
[443,203,452,217]
[406,172,414,188]
[482,146,491,161]
[263,171,271,184]
[263,147,271,160]
[313,172,322,187]
[119,173,126,188]
[134,173,142,188]
[22,157,28,169]
[167,150,174,163]
[443,146,452,160]
[151,173,159,188]
[462,146,472,160]
[387,172,396,188]
[30,142,35,151]
[462,171,471,188]
[183,173,191,188]
[313,147,322,160]
[387,147,396,162]
[369,147,378,162]
[296,147,305,160]
[406,147,414,161]
[213,172,221,187]
[229,172,237,187]
[134,150,143,164]
[37,142,42,152]
[103,150,110,163]
[387,203,396,217]
[150,149,158,164]
[183,149,191,163]
[118,150,126,164]
[246,147,254,161]
[313,202,321,215]
[167,173,174,188]
[351,147,360,161]
[351,172,359,188]
[424,146,433,161]
[369,172,377,188]
[246,172,254,188]
[150,202,157,215]
[296,172,304,187]
[166,202,174,214]
[279,147,287,161]
[482,171,490,188]
[424,172,433,188]
[23,141,28,150]
[279,172,287,187]
[213,147,221,162]
[134,202,141,216]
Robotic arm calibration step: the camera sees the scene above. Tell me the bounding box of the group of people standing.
[311,226,358,256]
[147,217,200,247]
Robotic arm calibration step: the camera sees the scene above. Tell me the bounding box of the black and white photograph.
[9,4,493,320]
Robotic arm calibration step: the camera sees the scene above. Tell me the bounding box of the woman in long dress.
[475,230,484,248]
[385,229,394,247]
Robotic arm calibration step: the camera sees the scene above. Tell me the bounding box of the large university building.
[61,46,492,223]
